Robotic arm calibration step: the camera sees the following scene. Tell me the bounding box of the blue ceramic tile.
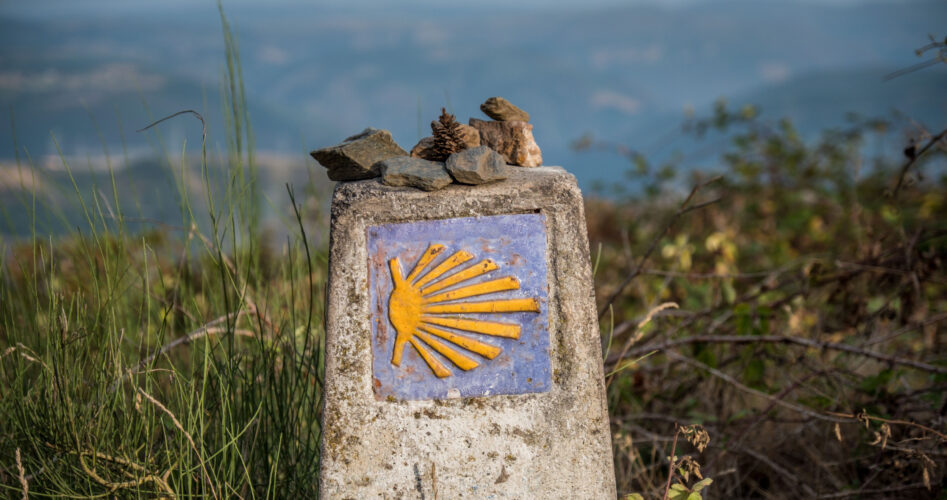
[367,213,551,400]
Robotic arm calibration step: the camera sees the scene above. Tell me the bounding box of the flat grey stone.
[310,128,408,181]
[378,156,452,191]
[321,167,616,498]
[481,96,530,122]
[445,145,509,185]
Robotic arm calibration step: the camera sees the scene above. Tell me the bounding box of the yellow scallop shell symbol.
[387,243,540,378]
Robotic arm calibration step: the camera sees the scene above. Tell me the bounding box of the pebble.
[378,156,453,191]
[446,146,509,185]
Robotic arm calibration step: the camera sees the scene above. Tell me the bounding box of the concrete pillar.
[321,167,615,498]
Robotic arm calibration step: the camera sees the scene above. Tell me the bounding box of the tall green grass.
[0,5,326,497]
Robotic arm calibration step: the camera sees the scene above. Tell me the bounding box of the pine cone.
[430,108,467,161]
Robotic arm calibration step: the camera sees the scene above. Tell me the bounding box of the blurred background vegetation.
[1,1,945,498]
[589,100,946,498]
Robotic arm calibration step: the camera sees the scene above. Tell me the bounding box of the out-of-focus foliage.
[591,102,946,498]
[0,7,331,496]
[1,10,944,496]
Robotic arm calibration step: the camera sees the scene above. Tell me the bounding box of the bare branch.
[598,177,722,318]
[609,334,947,375]
[891,126,947,197]
[666,350,850,423]
[818,482,931,499]
[661,427,681,500]
[883,57,943,81]
[132,311,250,374]
[825,411,947,442]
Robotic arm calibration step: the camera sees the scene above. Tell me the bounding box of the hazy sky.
[0,0,941,198]
[0,0,908,19]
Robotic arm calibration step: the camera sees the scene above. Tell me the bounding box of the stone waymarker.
[321,167,616,498]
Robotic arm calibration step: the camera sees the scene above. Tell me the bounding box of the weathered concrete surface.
[322,167,615,498]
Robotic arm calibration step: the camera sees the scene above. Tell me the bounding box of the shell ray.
[406,244,445,283]
[414,250,473,288]
[421,259,499,296]
[408,337,451,378]
[424,276,520,304]
[423,298,539,314]
[414,330,479,371]
[419,325,502,359]
[421,316,521,339]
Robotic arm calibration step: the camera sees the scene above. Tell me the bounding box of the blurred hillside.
[1,0,945,237]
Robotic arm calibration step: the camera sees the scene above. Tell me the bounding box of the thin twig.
[638,265,796,280]
[704,371,823,473]
[818,482,930,498]
[864,311,947,346]
[826,411,947,442]
[131,311,250,374]
[606,302,678,387]
[735,446,817,497]
[891,126,947,197]
[662,427,680,500]
[609,334,947,375]
[666,350,848,423]
[883,57,944,81]
[598,176,722,318]
[667,350,947,446]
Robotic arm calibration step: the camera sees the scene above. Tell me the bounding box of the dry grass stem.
[137,388,217,500]
[72,449,175,497]
[16,448,28,500]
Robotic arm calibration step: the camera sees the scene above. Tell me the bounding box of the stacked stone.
[309,97,544,191]
[470,97,542,168]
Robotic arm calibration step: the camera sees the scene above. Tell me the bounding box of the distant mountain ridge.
[1,0,944,191]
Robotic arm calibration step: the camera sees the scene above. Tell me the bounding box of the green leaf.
[756,305,771,334]
[722,281,736,304]
[686,492,702,500]
[622,494,645,500]
[692,478,713,492]
[695,342,718,368]
[734,303,752,335]
[743,357,765,389]
[668,489,688,500]
[859,369,893,394]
